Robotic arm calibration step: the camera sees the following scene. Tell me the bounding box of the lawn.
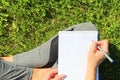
[0,0,120,79]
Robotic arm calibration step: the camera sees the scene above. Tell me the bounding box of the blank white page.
[58,31,99,80]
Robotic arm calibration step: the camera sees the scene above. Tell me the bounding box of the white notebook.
[58,31,99,80]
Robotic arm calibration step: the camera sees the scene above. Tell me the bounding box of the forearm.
[85,65,97,80]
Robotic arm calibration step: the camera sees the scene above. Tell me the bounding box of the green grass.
[0,0,120,79]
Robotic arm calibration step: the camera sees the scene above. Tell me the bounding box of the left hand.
[41,68,65,80]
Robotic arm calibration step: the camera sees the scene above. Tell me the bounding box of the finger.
[97,40,109,53]
[89,41,97,54]
[52,74,66,80]
[102,40,109,53]
[47,69,58,79]
[50,69,58,75]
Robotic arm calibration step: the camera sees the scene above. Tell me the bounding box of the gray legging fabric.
[0,22,98,80]
[0,60,32,80]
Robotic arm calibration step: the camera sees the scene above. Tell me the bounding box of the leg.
[0,60,56,80]
[0,60,32,80]
[13,35,59,68]
[2,22,97,68]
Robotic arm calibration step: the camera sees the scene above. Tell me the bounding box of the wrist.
[87,63,97,70]
[86,64,97,80]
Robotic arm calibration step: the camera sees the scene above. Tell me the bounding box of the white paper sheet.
[58,31,99,80]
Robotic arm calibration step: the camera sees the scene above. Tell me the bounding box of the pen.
[97,46,114,63]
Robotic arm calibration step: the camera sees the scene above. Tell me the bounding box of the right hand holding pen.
[87,40,109,68]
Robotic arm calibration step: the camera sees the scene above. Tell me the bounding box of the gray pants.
[0,60,32,80]
[0,23,98,80]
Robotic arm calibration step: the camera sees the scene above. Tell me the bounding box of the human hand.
[43,69,65,80]
[87,40,109,68]
[32,68,65,80]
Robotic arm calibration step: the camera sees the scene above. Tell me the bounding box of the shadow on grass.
[100,43,120,80]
